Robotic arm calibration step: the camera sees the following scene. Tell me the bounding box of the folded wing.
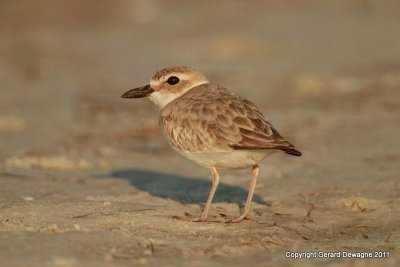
[160,84,301,156]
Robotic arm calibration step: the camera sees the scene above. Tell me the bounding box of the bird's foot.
[226,214,250,223]
[172,212,207,222]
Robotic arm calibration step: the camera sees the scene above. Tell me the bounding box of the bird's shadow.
[109,169,269,207]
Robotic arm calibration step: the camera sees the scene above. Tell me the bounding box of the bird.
[121,66,301,223]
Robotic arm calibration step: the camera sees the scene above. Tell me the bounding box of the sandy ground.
[1,1,399,266]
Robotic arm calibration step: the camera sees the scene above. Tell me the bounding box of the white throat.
[149,81,209,109]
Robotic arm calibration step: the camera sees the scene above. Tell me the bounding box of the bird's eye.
[166,76,180,85]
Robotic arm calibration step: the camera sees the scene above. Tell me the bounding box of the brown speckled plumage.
[160,83,299,155]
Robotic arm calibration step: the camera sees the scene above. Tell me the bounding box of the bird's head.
[122,66,209,108]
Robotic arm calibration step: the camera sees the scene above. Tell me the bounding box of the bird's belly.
[177,149,273,169]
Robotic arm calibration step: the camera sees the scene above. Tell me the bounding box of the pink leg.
[230,164,259,223]
[174,166,220,222]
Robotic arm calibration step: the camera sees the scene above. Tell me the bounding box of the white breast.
[177,149,273,169]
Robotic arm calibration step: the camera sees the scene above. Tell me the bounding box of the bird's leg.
[199,166,220,220]
[230,164,259,223]
[173,166,220,222]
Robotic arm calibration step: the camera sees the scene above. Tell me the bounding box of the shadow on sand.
[110,169,269,207]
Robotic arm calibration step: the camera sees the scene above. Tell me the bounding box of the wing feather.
[160,84,301,156]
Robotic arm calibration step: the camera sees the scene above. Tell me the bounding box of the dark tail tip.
[283,148,302,156]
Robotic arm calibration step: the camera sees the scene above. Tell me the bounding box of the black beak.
[121,84,154,98]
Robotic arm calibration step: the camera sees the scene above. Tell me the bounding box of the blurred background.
[1,0,399,166]
[0,1,399,266]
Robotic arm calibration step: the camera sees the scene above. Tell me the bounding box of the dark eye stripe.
[167,76,180,85]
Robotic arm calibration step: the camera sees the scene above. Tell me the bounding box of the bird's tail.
[282,148,302,156]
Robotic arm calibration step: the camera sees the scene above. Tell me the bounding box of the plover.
[122,66,301,222]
